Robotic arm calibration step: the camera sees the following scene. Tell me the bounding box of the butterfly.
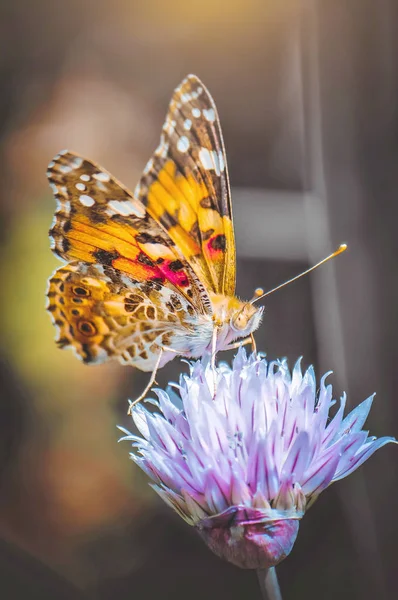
[46,74,264,389]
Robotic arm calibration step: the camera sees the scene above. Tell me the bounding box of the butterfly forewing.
[135,74,236,296]
[47,151,211,315]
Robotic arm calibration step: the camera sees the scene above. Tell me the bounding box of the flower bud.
[196,506,299,569]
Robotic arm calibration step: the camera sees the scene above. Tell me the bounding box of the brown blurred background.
[0,1,397,598]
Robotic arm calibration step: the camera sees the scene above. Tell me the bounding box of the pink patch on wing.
[159,260,190,287]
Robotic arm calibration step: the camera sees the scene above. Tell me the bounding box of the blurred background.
[0,0,397,598]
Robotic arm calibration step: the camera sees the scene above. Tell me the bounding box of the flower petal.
[300,447,341,495]
[337,395,374,435]
[281,432,311,482]
[333,436,396,481]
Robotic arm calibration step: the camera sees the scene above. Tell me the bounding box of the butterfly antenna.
[250,244,347,304]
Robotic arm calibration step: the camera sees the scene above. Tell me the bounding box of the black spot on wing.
[90,211,107,225]
[93,249,120,266]
[73,286,89,296]
[168,259,184,272]
[138,253,155,267]
[200,197,217,210]
[81,343,94,363]
[136,232,173,246]
[62,238,71,253]
[202,228,214,241]
[210,234,226,251]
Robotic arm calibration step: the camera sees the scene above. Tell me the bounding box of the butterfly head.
[211,294,264,341]
[230,301,264,337]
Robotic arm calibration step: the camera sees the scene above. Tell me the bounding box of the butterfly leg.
[211,326,218,370]
[250,333,257,354]
[211,326,219,397]
[224,336,252,351]
[128,348,163,414]
[223,334,257,353]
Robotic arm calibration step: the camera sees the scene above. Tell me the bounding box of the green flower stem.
[257,567,282,600]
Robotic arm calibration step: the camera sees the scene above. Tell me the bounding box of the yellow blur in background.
[0,1,397,599]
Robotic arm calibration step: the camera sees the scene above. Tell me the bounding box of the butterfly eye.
[232,312,249,331]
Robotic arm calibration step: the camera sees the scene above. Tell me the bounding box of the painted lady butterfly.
[46,75,263,378]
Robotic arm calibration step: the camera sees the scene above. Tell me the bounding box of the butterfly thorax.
[209,293,264,349]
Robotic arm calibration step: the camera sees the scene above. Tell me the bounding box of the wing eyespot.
[73,286,90,297]
[77,320,97,336]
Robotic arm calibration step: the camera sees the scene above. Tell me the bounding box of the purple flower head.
[120,349,395,569]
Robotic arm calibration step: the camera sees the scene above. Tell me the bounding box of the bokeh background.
[0,1,397,598]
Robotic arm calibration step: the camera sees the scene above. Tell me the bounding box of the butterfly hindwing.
[47,262,206,371]
[135,74,236,296]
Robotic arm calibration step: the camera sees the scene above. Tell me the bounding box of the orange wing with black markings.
[135,74,236,296]
[46,151,214,369]
[47,151,211,315]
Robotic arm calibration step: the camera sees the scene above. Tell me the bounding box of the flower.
[119,349,395,569]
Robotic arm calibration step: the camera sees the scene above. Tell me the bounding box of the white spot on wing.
[96,181,107,192]
[80,174,90,182]
[203,108,215,122]
[107,199,145,218]
[212,151,221,176]
[177,136,190,153]
[58,164,73,174]
[79,195,95,207]
[75,182,86,191]
[199,148,213,171]
[192,108,201,118]
[93,171,110,182]
[121,275,134,287]
[156,139,169,158]
[140,243,175,261]
[183,119,192,131]
[198,148,225,176]
[164,119,176,135]
[143,158,154,175]
[218,150,225,173]
[57,156,82,174]
[71,157,83,168]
